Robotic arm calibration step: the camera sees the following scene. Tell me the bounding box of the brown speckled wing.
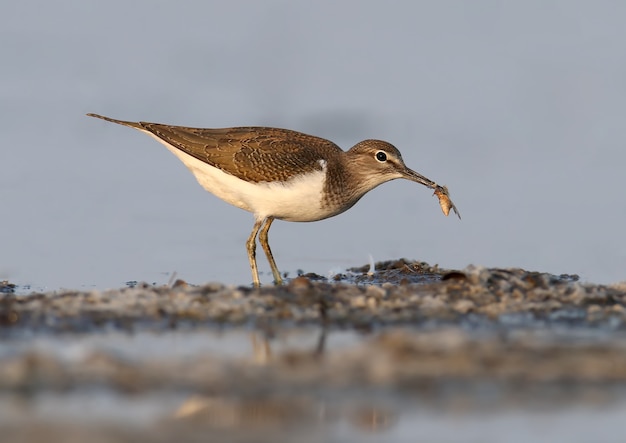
[139,124,342,183]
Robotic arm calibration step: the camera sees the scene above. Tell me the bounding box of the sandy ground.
[2,260,626,442]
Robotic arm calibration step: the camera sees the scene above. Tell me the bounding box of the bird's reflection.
[172,327,396,433]
[249,326,327,365]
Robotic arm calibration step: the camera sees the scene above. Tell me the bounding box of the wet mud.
[2,259,626,442]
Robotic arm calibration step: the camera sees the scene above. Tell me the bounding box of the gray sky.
[2,1,625,289]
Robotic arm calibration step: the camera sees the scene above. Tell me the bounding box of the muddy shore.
[2,259,626,442]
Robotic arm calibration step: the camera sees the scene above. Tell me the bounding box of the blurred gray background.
[2,1,625,290]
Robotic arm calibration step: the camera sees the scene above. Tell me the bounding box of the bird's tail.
[86,113,143,130]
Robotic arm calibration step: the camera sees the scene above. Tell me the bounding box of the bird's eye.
[375,151,387,162]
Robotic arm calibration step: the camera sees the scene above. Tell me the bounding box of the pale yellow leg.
[258,217,283,285]
[246,218,264,287]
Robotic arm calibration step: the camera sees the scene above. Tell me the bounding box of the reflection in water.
[173,328,397,434]
[249,328,328,365]
[173,395,323,429]
[173,394,397,434]
[350,406,396,432]
[4,326,626,442]
[250,332,272,365]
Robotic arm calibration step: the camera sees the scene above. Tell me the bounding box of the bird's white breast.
[146,132,330,222]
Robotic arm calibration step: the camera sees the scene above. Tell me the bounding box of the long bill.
[403,167,461,219]
[402,168,437,189]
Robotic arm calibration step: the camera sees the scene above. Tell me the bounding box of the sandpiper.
[87,113,459,287]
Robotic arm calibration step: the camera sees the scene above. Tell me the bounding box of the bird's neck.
[320,154,384,216]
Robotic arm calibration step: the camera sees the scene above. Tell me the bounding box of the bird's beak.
[403,167,437,189]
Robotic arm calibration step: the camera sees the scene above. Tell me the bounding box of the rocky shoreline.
[2,259,624,333]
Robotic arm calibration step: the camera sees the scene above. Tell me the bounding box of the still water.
[2,328,626,443]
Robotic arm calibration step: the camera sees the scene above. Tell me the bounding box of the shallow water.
[3,262,626,441]
[3,327,626,443]
[3,391,626,443]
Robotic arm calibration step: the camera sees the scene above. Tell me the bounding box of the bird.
[87,113,459,287]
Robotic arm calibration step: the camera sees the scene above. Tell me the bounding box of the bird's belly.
[152,135,331,222]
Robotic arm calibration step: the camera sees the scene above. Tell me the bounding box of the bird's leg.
[246,218,265,287]
[258,217,283,285]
